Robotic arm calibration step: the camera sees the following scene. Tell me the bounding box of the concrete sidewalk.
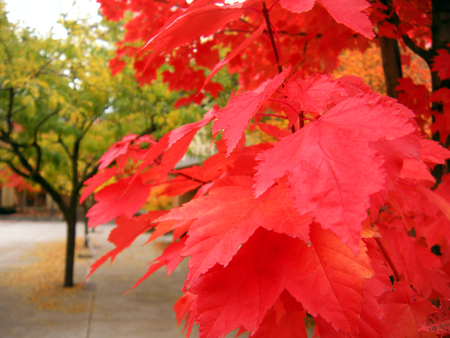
[0,220,204,338]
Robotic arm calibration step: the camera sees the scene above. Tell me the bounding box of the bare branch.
[32,109,60,173]
[58,133,72,157]
[0,158,30,179]
[401,34,433,65]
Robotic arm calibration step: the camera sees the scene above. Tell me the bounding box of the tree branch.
[0,158,30,179]
[58,133,72,157]
[32,109,60,173]
[401,34,433,65]
[262,0,283,73]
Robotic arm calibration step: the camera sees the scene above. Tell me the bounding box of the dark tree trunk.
[431,0,450,93]
[430,0,450,181]
[64,212,77,287]
[378,0,403,99]
[379,37,403,98]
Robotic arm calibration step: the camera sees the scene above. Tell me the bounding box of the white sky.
[4,0,102,38]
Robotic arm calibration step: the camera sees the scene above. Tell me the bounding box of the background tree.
[0,0,209,287]
[84,0,450,336]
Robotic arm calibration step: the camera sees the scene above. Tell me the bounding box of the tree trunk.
[64,210,77,287]
[379,37,403,98]
[430,0,450,181]
[431,0,450,93]
[378,0,403,99]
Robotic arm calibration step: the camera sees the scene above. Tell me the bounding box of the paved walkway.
[0,220,207,338]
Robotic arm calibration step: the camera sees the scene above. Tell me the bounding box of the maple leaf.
[189,225,373,337]
[85,215,158,280]
[400,158,436,182]
[85,2,450,337]
[420,139,450,166]
[252,298,307,338]
[86,176,151,227]
[157,177,312,286]
[371,133,421,191]
[420,298,450,335]
[349,239,391,337]
[212,67,290,156]
[419,186,450,224]
[396,78,431,122]
[158,176,203,197]
[141,3,248,61]
[284,74,347,115]
[432,48,450,81]
[379,281,437,338]
[254,92,418,252]
[97,134,139,170]
[279,0,374,39]
[337,75,372,97]
[136,109,215,181]
[173,292,196,333]
[378,221,450,299]
[79,167,117,204]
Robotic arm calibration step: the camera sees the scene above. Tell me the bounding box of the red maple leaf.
[252,298,307,338]
[279,0,374,39]
[85,215,160,280]
[420,139,450,166]
[80,167,117,204]
[212,67,290,155]
[141,2,248,63]
[379,281,437,338]
[83,2,450,337]
[173,292,196,334]
[254,92,418,252]
[98,134,139,170]
[86,176,151,227]
[432,48,450,81]
[157,177,312,286]
[136,109,215,181]
[188,225,373,337]
[378,220,450,299]
[284,74,347,115]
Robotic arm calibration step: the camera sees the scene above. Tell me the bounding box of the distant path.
[0,220,194,338]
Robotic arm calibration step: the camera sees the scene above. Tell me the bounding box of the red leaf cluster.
[84,0,450,336]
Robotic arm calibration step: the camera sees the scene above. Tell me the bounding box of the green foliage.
[0,1,209,196]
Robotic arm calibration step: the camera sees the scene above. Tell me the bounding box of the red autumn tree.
[84,0,450,336]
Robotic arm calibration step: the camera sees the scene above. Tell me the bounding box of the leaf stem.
[375,237,402,282]
[299,113,304,129]
[268,98,298,114]
[255,112,287,119]
[262,1,282,74]
[173,171,208,184]
[268,0,280,11]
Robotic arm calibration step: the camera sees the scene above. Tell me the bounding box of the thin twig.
[262,1,283,73]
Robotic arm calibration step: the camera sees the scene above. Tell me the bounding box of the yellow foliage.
[142,184,172,211]
[333,44,431,93]
[333,45,386,93]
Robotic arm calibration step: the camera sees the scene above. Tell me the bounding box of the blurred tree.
[0,1,206,287]
[333,44,431,95]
